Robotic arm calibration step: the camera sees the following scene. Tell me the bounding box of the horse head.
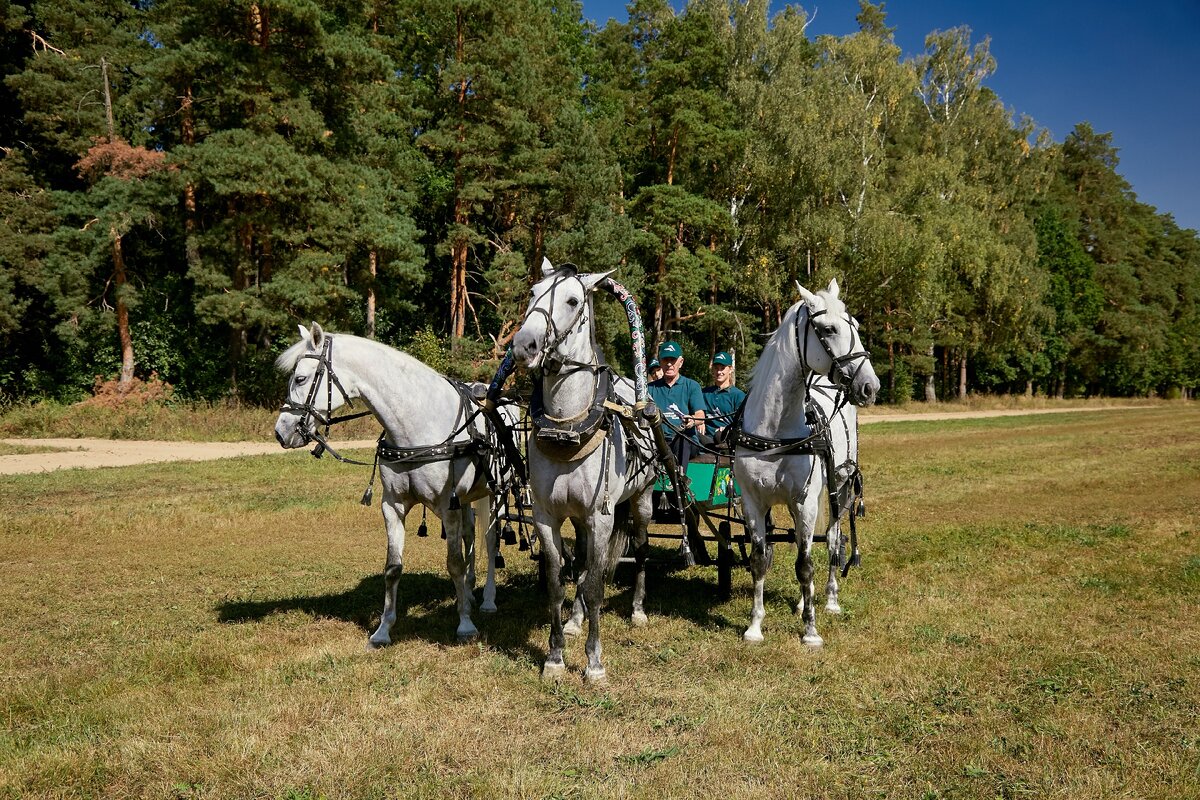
[795,279,880,406]
[274,322,354,448]
[512,258,613,370]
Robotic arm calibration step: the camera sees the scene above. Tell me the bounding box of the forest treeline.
[2,0,1198,406]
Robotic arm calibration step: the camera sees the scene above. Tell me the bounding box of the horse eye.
[566,297,580,308]
[295,375,307,385]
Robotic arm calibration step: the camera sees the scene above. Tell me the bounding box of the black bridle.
[525,267,598,375]
[796,303,872,406]
[278,335,372,461]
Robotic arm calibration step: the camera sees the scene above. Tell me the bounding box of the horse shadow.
[214,566,550,662]
[213,546,772,659]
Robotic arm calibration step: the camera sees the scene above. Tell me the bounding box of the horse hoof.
[563,619,582,637]
[480,602,498,614]
[802,633,824,648]
[456,626,479,643]
[584,667,608,687]
[366,636,389,651]
[825,602,842,615]
[631,611,648,627]
[542,662,568,682]
[743,630,764,644]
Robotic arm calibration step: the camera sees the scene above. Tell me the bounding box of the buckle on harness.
[537,428,582,446]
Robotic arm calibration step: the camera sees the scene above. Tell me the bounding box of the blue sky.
[579,0,1200,233]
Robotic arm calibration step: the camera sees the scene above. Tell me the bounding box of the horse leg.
[442,506,479,642]
[824,516,843,615]
[743,500,769,643]
[630,491,653,627]
[580,514,612,685]
[537,511,569,681]
[462,504,477,593]
[564,528,586,637]
[792,496,823,647]
[369,496,409,649]
[479,496,498,613]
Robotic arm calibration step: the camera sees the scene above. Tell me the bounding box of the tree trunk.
[887,340,895,404]
[366,249,377,339]
[181,86,202,277]
[111,226,135,390]
[924,344,938,402]
[449,8,468,342]
[958,352,968,400]
[1025,379,1033,398]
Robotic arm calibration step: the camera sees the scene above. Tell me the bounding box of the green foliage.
[0,0,1196,404]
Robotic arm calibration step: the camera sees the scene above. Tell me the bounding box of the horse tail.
[473,496,494,551]
[603,501,632,581]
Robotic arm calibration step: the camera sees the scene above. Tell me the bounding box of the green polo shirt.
[648,375,705,441]
[702,384,746,431]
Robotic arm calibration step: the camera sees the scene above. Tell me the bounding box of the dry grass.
[1,406,1198,799]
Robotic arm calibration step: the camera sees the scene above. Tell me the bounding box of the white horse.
[511,262,657,684]
[807,375,865,616]
[735,279,880,646]
[274,323,510,646]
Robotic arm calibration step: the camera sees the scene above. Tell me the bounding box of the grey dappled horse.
[511,262,657,684]
[735,280,880,646]
[274,324,507,647]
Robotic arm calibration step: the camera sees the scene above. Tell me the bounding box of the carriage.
[488,373,867,603]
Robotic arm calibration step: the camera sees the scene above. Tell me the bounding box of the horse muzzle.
[273,413,310,449]
[849,369,882,406]
[512,327,546,369]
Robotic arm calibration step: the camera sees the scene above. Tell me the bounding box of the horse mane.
[275,338,310,372]
[749,301,802,393]
[274,331,442,381]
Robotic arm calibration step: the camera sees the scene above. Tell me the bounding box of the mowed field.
[1,406,1198,799]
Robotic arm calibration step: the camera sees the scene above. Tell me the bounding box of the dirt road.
[0,405,1152,475]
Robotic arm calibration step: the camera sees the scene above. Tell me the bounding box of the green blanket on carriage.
[655,462,739,505]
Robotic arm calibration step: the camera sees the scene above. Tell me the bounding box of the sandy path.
[0,405,1151,475]
[0,437,380,475]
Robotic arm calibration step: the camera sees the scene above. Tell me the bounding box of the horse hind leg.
[477,496,498,613]
[563,524,587,636]
[792,498,823,647]
[580,515,613,685]
[629,493,652,627]
[369,497,409,650]
[537,514,569,681]
[443,507,479,642]
[824,518,843,615]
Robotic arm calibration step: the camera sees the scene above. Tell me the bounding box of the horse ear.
[309,322,324,348]
[298,324,311,345]
[581,270,616,292]
[541,256,555,278]
[795,281,818,306]
[826,277,840,298]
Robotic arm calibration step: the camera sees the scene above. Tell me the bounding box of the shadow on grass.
[212,542,748,661]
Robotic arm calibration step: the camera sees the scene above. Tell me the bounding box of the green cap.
[658,341,682,359]
[712,351,734,366]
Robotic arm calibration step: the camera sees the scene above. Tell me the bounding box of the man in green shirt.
[648,340,705,470]
[702,351,746,439]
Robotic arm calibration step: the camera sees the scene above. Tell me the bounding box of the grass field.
[1,406,1198,799]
